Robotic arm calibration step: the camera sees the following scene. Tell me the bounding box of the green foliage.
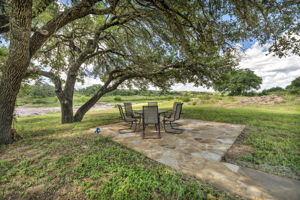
[261,87,285,95]
[32,99,48,104]
[30,83,56,98]
[77,86,180,97]
[0,46,8,77]
[114,96,122,101]
[77,84,102,96]
[213,69,262,96]
[181,96,191,102]
[286,77,300,95]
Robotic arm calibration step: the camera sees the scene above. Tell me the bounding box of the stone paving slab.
[92,119,300,200]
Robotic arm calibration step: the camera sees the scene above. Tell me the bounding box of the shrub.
[192,101,197,105]
[78,96,89,103]
[181,96,191,102]
[198,95,211,100]
[114,96,122,101]
[167,95,174,100]
[32,99,48,104]
[30,83,56,97]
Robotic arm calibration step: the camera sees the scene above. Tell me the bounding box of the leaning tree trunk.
[74,93,104,122]
[74,75,134,122]
[0,0,32,145]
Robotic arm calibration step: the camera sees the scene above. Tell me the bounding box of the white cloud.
[170,42,300,92]
[238,42,300,90]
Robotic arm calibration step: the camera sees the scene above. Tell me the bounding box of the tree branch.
[29,0,117,57]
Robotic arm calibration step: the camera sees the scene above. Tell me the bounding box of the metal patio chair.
[163,103,183,134]
[164,102,180,118]
[124,102,141,129]
[142,106,161,139]
[117,104,138,134]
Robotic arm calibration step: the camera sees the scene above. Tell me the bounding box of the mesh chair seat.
[124,103,139,118]
[142,106,161,139]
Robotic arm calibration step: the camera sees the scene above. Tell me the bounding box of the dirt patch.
[15,102,114,117]
[240,94,284,105]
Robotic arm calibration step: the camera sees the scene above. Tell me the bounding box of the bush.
[30,83,56,98]
[288,88,300,95]
[192,101,197,105]
[198,95,211,100]
[181,96,191,102]
[114,96,122,101]
[32,99,48,104]
[244,91,257,96]
[166,95,174,100]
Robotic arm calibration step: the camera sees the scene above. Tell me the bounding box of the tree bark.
[60,98,74,123]
[74,92,106,122]
[0,0,32,144]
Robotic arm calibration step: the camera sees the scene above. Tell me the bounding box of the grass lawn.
[0,110,234,200]
[1,96,299,199]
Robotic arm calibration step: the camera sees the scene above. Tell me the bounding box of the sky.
[79,41,300,92]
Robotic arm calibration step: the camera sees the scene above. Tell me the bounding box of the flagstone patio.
[92,119,300,200]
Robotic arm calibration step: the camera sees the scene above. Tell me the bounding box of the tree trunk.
[0,0,32,145]
[74,94,103,122]
[74,75,135,122]
[60,98,74,123]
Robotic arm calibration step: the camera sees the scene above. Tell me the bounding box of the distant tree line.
[261,77,300,95]
[77,84,180,96]
[19,83,181,98]
[19,76,300,99]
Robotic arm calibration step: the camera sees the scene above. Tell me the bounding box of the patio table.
[134,110,167,115]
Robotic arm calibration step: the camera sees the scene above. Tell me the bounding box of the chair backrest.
[174,103,183,120]
[117,104,126,120]
[148,102,158,106]
[143,106,159,124]
[172,102,180,113]
[124,103,133,117]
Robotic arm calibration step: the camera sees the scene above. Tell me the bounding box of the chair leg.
[142,123,161,139]
[142,122,146,139]
[129,122,133,129]
[163,121,183,134]
[158,122,161,138]
[133,121,138,132]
